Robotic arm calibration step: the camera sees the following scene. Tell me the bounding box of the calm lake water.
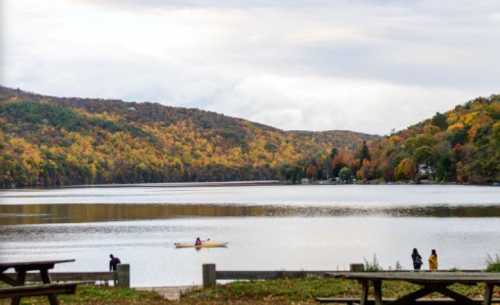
[0,184,499,287]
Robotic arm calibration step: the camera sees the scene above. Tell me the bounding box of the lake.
[1,184,499,287]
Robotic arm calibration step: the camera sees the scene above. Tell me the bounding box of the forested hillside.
[299,95,500,184]
[0,86,376,187]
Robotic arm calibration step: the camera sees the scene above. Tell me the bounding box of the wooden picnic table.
[327,272,500,305]
[0,259,76,305]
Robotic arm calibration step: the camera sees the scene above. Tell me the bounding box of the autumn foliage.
[0,87,375,187]
[372,96,500,184]
[281,96,500,184]
[1,86,498,187]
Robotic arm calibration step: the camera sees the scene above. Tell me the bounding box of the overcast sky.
[2,0,500,135]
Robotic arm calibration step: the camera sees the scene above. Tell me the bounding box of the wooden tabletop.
[0,259,75,270]
[327,271,500,284]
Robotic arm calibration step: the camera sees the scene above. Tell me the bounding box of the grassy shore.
[181,277,493,305]
[0,285,169,305]
[5,277,499,305]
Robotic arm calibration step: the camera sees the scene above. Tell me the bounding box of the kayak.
[175,242,228,248]
[174,241,228,249]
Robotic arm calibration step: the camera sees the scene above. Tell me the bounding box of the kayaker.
[428,249,438,271]
[195,237,202,246]
[411,248,423,271]
[109,254,121,271]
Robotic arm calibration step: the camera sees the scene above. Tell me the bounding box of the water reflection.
[1,203,500,225]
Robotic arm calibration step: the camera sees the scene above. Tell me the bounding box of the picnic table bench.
[0,259,77,305]
[320,272,500,305]
[317,297,500,304]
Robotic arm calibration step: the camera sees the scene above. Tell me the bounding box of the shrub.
[486,254,500,272]
[395,261,402,271]
[364,255,383,272]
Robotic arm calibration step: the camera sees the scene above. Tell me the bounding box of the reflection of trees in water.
[0,204,272,225]
[0,204,499,225]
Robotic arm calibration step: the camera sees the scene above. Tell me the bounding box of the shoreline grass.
[2,277,499,305]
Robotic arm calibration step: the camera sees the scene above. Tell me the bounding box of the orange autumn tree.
[331,149,356,177]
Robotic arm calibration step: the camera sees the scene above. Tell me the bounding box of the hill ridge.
[0,85,377,187]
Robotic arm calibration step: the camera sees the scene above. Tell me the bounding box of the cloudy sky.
[2,0,500,135]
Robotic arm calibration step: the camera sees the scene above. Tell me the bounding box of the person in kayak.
[195,237,202,246]
[428,249,438,271]
[411,248,423,271]
[109,254,121,271]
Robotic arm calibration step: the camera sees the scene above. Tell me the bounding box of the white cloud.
[206,74,470,133]
[2,0,500,134]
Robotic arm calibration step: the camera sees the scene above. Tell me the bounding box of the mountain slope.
[0,86,377,187]
[362,96,500,183]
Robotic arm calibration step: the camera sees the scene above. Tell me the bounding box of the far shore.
[1,179,499,190]
[61,180,281,189]
[62,179,500,188]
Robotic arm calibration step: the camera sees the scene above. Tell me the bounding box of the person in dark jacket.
[195,237,202,246]
[411,248,423,271]
[109,254,121,271]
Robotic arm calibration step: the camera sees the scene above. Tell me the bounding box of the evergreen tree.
[357,141,371,167]
[431,112,448,130]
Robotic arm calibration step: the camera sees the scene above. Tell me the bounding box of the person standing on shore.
[411,248,423,271]
[109,254,121,271]
[428,249,438,271]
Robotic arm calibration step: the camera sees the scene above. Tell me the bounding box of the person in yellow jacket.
[428,249,438,271]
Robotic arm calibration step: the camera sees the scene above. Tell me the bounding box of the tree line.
[284,96,500,184]
[1,87,497,187]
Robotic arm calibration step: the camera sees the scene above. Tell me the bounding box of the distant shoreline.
[1,179,498,191]
[62,180,282,189]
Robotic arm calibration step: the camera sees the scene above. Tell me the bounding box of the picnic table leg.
[483,284,494,305]
[434,286,476,305]
[11,269,26,305]
[0,267,20,286]
[390,286,434,305]
[372,280,383,305]
[40,268,60,305]
[359,280,369,305]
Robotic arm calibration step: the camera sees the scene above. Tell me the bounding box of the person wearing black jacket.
[411,248,423,270]
[109,254,121,271]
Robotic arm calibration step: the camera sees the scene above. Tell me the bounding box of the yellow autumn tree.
[395,158,417,181]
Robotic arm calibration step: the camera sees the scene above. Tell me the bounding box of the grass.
[0,285,171,305]
[181,277,494,305]
[1,277,499,305]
